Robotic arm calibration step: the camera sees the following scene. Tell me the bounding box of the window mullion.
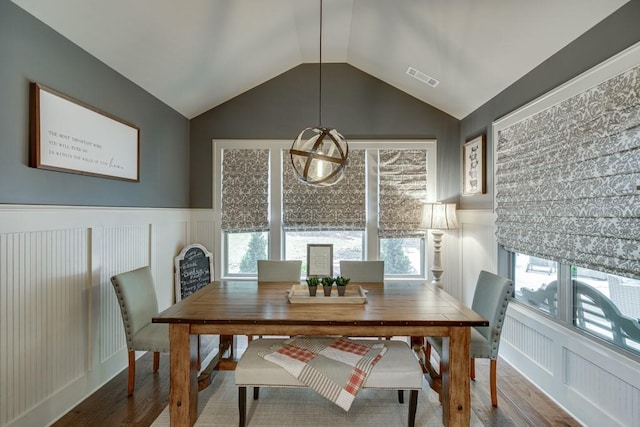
[270,147,283,260]
[556,263,572,324]
[365,149,378,260]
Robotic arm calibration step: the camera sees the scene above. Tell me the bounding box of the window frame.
[213,139,437,280]
[505,247,640,360]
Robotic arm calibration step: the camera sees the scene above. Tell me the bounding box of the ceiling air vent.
[406,66,440,88]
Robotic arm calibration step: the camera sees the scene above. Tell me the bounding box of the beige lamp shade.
[420,203,459,230]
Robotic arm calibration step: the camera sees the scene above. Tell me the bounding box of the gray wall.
[460,0,640,210]
[0,1,190,207]
[190,63,460,208]
[8,0,634,210]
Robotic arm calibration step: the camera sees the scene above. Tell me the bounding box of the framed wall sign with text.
[29,83,140,181]
[462,134,486,196]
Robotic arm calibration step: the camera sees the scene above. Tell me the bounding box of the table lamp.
[420,203,458,287]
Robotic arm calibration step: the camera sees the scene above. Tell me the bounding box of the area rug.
[151,371,483,426]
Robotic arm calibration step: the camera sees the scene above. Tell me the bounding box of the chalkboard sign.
[174,244,214,301]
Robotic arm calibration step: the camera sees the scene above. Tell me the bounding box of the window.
[512,252,558,316]
[282,149,367,275]
[508,250,640,356]
[214,140,437,279]
[573,267,640,354]
[380,238,422,276]
[226,231,268,275]
[284,230,363,276]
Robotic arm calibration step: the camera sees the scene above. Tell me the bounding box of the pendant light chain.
[289,0,348,187]
[318,0,323,127]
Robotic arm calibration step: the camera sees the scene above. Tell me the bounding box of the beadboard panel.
[97,224,151,363]
[565,349,640,426]
[0,205,204,427]
[502,303,640,426]
[189,210,216,279]
[152,220,189,308]
[458,210,498,306]
[0,229,89,426]
[502,315,554,373]
[434,228,462,300]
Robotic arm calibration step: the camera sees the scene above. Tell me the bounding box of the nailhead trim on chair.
[111,279,135,350]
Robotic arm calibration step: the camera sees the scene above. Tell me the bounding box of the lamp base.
[431,230,444,289]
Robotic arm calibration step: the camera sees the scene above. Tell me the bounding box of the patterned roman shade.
[282,149,366,231]
[221,149,270,232]
[495,65,640,279]
[378,149,429,238]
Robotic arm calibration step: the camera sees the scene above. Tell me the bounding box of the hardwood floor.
[53,340,580,427]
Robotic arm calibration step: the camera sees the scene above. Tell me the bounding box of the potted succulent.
[335,276,350,296]
[306,277,319,296]
[321,276,335,296]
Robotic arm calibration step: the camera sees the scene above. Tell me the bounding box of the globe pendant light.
[290,0,348,187]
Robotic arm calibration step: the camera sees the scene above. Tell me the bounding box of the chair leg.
[490,359,498,407]
[253,387,260,400]
[127,351,136,395]
[469,357,475,380]
[398,390,404,403]
[239,386,246,427]
[153,351,160,372]
[408,390,418,427]
[425,341,432,363]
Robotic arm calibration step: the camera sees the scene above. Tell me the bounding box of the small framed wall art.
[462,134,486,196]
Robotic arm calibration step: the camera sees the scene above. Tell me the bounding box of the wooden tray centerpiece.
[288,284,367,304]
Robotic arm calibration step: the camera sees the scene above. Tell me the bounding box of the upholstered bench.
[235,338,423,427]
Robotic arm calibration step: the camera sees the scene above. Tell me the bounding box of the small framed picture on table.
[307,244,333,278]
[462,134,486,196]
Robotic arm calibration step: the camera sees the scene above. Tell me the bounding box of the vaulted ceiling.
[12,0,628,119]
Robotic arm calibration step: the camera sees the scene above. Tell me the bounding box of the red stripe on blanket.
[277,345,315,363]
[331,339,369,356]
[344,367,367,395]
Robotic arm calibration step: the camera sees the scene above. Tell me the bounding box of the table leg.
[169,324,198,426]
[441,327,471,426]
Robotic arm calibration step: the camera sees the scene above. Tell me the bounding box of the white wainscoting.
[189,209,216,279]
[0,205,218,427]
[458,210,498,306]
[460,208,640,426]
[503,305,640,427]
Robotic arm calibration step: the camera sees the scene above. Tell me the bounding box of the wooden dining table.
[152,280,488,426]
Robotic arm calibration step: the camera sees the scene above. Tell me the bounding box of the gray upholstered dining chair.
[257,260,302,282]
[111,265,215,394]
[340,260,384,282]
[110,266,170,395]
[424,270,513,407]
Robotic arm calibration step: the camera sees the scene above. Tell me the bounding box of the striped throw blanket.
[259,336,387,411]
